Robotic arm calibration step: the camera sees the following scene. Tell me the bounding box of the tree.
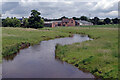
[28,10,44,28]
[12,17,21,27]
[80,16,88,21]
[98,21,105,25]
[72,17,80,20]
[22,18,29,27]
[104,18,111,24]
[3,17,10,27]
[92,17,100,25]
[112,18,119,24]
[2,17,21,27]
[2,17,13,27]
[60,16,68,20]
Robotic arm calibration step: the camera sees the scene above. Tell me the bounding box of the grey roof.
[75,20,93,24]
[44,20,62,24]
[62,19,69,22]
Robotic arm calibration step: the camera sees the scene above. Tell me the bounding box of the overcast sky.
[1,0,119,19]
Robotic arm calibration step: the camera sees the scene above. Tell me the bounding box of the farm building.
[44,18,93,27]
[75,20,93,26]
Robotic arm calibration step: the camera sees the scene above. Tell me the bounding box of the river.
[2,34,95,79]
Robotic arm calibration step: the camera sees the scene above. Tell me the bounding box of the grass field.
[80,24,118,28]
[54,25,118,79]
[1,24,118,79]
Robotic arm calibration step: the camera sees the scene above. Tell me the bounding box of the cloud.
[86,2,94,6]
[2,0,119,19]
[92,0,118,10]
[107,11,118,16]
[98,11,118,18]
[2,10,21,18]
[2,2,19,13]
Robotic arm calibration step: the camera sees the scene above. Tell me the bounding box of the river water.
[2,34,95,78]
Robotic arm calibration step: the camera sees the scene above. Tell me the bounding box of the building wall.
[52,22,62,28]
[51,18,76,28]
[75,21,80,26]
[62,18,76,27]
[79,23,93,26]
[67,18,76,26]
[44,23,52,27]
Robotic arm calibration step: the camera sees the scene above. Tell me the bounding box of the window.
[71,20,73,23]
[58,24,61,26]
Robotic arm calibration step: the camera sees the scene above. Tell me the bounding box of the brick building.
[44,18,93,28]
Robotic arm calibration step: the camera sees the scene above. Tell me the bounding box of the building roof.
[75,20,93,24]
[62,19,69,22]
[44,20,62,24]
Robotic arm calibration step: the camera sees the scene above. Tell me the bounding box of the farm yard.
[1,24,118,79]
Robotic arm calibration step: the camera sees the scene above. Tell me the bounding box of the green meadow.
[1,24,118,79]
[54,25,118,79]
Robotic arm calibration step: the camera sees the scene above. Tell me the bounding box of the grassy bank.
[54,26,118,79]
[2,27,70,58]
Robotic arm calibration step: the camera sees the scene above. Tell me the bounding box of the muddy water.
[3,34,95,78]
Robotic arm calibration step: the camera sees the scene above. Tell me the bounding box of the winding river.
[3,34,95,78]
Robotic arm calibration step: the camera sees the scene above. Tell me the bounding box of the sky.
[1,0,119,19]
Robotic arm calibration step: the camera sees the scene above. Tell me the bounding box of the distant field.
[1,24,118,79]
[80,24,118,28]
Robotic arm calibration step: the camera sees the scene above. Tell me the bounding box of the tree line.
[2,10,44,28]
[2,10,120,28]
[44,16,119,25]
[89,17,119,25]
